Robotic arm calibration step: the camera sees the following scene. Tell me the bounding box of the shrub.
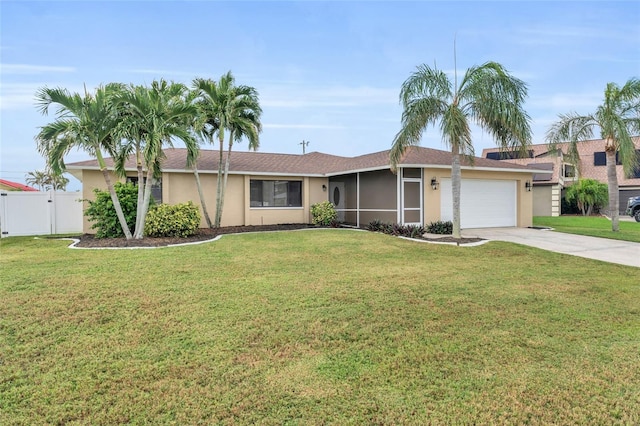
[426,220,453,235]
[311,201,337,226]
[84,182,141,238]
[404,224,426,239]
[365,221,425,238]
[366,219,385,232]
[564,179,608,216]
[144,201,201,238]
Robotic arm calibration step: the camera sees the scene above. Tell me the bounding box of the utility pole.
[299,140,309,154]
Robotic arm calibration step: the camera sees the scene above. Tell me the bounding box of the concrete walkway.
[463,227,640,268]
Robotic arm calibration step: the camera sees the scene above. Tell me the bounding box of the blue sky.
[1,1,639,190]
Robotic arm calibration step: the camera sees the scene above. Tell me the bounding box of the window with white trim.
[250,180,302,207]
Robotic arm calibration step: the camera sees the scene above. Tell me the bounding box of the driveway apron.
[463,227,640,268]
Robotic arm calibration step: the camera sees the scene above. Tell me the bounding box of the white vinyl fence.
[0,191,83,237]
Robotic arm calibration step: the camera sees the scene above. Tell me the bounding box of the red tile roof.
[67,146,539,177]
[0,179,38,192]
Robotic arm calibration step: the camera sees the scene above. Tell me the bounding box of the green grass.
[534,215,640,242]
[2,230,639,424]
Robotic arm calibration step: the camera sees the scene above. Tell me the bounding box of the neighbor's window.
[250,180,302,207]
[563,164,576,178]
[127,177,162,203]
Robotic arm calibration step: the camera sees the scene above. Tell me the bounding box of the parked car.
[626,196,640,222]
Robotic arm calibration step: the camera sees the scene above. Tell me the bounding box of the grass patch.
[2,230,640,424]
[534,215,640,242]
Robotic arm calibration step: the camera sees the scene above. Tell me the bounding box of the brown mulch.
[72,224,318,248]
[70,224,483,248]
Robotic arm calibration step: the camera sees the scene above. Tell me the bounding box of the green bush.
[565,179,608,216]
[365,220,425,238]
[311,201,337,226]
[144,201,201,238]
[426,220,453,235]
[84,182,140,238]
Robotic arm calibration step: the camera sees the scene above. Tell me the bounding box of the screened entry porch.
[328,168,423,227]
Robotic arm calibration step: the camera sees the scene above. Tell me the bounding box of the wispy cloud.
[530,92,603,111]
[0,82,85,110]
[0,64,76,74]
[261,85,398,109]
[128,68,202,78]
[263,123,345,130]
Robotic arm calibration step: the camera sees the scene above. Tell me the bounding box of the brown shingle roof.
[482,137,640,187]
[67,145,540,176]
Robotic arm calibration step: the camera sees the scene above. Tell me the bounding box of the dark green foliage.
[366,220,425,238]
[426,220,453,235]
[311,201,338,226]
[365,219,384,232]
[564,179,608,216]
[144,201,201,237]
[84,182,141,238]
[405,224,426,239]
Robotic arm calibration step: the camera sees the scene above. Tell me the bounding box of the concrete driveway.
[463,227,640,268]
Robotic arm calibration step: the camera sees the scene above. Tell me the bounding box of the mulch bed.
[70,224,483,248]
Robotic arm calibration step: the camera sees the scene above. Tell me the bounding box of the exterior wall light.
[525,180,532,192]
[322,184,327,191]
[431,177,439,190]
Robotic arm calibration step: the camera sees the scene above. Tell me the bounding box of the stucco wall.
[532,185,553,216]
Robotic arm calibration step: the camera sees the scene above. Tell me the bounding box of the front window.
[250,180,302,207]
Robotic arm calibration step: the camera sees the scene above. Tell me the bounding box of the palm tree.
[187,88,216,228]
[35,84,134,239]
[193,72,262,228]
[546,78,640,231]
[390,62,532,238]
[25,170,49,191]
[114,80,197,239]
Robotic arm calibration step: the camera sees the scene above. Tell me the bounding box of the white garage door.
[441,178,517,228]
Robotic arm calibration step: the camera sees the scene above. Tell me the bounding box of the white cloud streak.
[1,64,76,74]
[260,85,398,109]
[263,123,345,130]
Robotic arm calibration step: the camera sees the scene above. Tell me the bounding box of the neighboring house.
[66,146,546,233]
[482,137,640,216]
[0,179,38,192]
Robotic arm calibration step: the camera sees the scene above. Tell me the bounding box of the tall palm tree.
[546,78,640,231]
[35,83,134,239]
[390,62,532,238]
[25,170,49,191]
[193,72,262,228]
[115,80,197,239]
[187,88,217,228]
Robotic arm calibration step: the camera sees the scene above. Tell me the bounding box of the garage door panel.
[441,179,516,228]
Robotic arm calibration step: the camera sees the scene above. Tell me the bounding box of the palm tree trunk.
[218,133,235,226]
[605,147,620,232]
[213,140,225,228]
[100,167,133,240]
[451,143,462,239]
[134,156,144,236]
[134,169,155,239]
[193,168,213,228]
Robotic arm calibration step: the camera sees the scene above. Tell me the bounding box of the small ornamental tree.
[311,201,337,226]
[565,179,608,216]
[84,182,143,238]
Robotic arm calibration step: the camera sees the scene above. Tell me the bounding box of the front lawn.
[533,215,640,242]
[1,230,639,424]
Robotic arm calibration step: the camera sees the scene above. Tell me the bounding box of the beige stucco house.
[67,146,545,234]
[482,137,640,216]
